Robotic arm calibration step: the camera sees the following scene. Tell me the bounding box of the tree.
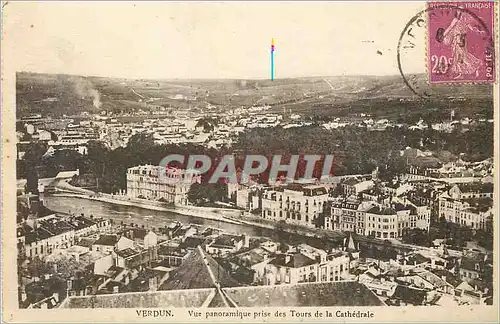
[25,165,39,194]
[187,182,228,206]
[402,228,431,247]
[195,118,218,132]
[24,141,48,164]
[187,183,206,205]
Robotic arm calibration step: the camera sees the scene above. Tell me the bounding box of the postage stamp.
[427,2,495,83]
[1,1,499,323]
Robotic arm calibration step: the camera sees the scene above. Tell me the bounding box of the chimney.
[21,292,27,302]
[52,292,59,303]
[113,286,119,293]
[441,275,447,282]
[285,254,292,264]
[53,264,58,273]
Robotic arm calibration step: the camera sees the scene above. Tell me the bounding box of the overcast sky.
[5,1,426,79]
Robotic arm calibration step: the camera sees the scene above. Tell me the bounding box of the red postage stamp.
[427,1,495,83]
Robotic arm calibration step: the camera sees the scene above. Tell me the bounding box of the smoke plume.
[70,76,102,109]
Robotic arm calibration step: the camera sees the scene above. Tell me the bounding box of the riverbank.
[49,190,434,253]
[50,193,245,226]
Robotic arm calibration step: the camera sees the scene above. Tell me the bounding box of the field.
[16,72,492,119]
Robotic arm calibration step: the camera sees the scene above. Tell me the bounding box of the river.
[44,195,270,237]
[43,196,414,253]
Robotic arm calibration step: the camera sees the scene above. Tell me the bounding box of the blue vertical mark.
[271,50,274,81]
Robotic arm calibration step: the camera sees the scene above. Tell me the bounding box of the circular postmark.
[397,3,495,98]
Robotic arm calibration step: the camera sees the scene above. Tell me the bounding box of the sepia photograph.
[1,1,498,322]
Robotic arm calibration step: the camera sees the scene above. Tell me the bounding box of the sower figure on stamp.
[436,9,484,79]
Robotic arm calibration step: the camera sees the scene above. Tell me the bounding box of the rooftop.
[269,252,317,268]
[159,247,240,291]
[115,248,140,259]
[60,288,214,308]
[93,235,119,247]
[366,205,396,215]
[455,182,493,193]
[210,234,244,249]
[223,281,384,307]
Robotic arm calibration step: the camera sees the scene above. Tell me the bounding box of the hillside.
[16,72,492,118]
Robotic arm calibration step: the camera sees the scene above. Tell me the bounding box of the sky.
[4,1,427,79]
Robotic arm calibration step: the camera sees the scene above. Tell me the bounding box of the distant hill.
[16,72,492,118]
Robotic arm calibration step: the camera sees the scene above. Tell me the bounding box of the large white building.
[263,246,352,286]
[327,200,430,239]
[438,193,493,230]
[126,165,200,205]
[261,185,329,228]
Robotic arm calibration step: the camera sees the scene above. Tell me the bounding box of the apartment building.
[393,202,431,236]
[264,252,319,285]
[438,193,493,230]
[21,215,111,259]
[326,200,374,235]
[126,165,200,205]
[364,205,399,239]
[340,178,374,197]
[261,185,329,228]
[263,247,351,286]
[326,196,431,239]
[448,183,493,200]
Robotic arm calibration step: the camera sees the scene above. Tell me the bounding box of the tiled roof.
[180,236,207,249]
[121,228,148,240]
[159,247,240,291]
[68,216,97,230]
[223,281,384,307]
[60,281,384,308]
[60,288,214,308]
[269,253,317,268]
[390,285,427,305]
[366,205,396,215]
[210,234,243,249]
[93,235,118,246]
[456,182,493,193]
[429,269,462,287]
[234,248,266,266]
[115,248,139,259]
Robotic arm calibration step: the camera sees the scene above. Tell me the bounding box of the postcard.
[1,1,498,323]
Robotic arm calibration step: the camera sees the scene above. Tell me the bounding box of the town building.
[264,252,319,285]
[126,165,200,205]
[438,193,493,230]
[261,185,328,228]
[20,214,111,259]
[326,199,430,239]
[205,234,249,257]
